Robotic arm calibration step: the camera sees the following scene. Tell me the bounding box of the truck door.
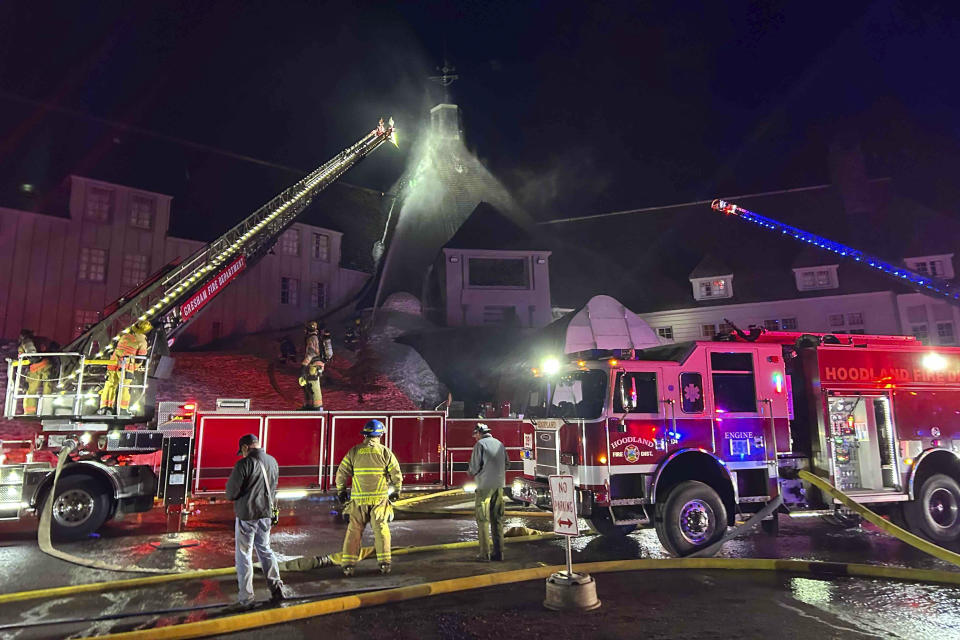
[611,369,666,469]
[708,350,768,464]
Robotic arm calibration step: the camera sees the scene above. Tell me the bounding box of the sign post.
[543,475,600,611]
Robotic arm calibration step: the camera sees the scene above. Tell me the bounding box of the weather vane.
[428,60,459,102]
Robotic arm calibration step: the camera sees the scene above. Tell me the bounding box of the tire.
[587,507,637,536]
[903,473,960,544]
[42,475,112,541]
[760,513,779,536]
[655,480,728,557]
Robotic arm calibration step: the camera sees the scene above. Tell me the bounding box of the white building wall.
[896,293,960,346]
[638,290,902,342]
[443,248,552,328]
[0,177,369,346]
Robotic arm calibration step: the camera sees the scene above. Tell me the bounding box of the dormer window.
[905,254,954,280]
[692,275,733,301]
[793,265,839,291]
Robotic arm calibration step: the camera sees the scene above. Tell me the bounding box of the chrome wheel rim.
[53,489,95,527]
[678,499,714,544]
[928,487,959,529]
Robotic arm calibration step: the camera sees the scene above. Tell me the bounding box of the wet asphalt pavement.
[2,495,960,639]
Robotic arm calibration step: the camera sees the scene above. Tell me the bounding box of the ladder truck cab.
[1,119,397,539]
[512,331,960,555]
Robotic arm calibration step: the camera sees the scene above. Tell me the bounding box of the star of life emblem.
[684,383,701,404]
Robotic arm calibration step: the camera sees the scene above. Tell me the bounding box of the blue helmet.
[363,419,386,437]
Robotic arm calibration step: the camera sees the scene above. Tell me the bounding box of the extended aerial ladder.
[711,199,960,308]
[5,118,397,425]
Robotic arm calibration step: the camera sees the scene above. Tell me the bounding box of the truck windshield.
[522,369,607,420]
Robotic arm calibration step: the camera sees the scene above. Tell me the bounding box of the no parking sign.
[549,475,579,536]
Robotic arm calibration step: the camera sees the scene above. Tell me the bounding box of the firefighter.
[468,423,506,561]
[335,419,402,576]
[17,329,54,415]
[98,320,151,415]
[298,321,325,411]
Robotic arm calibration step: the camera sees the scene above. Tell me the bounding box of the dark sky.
[1,1,959,238]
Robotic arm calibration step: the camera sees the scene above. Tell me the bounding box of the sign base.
[543,571,601,611]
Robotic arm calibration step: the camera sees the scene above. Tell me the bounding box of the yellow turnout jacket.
[336,438,402,505]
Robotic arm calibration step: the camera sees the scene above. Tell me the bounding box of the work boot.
[379,563,391,575]
[97,406,112,416]
[222,601,255,615]
[474,554,490,562]
[269,583,288,604]
[342,565,355,577]
[490,552,504,562]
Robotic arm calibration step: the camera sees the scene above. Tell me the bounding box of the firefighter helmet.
[134,320,153,334]
[362,419,386,437]
[473,423,491,435]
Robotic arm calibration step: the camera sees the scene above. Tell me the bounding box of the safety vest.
[109,333,148,372]
[336,440,402,505]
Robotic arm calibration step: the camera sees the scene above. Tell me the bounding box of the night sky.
[1,1,959,239]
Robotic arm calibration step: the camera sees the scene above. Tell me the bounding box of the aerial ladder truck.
[1,119,396,537]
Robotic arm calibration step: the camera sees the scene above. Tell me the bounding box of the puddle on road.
[789,576,960,639]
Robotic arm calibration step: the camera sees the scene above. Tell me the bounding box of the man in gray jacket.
[468,423,506,561]
[224,434,286,611]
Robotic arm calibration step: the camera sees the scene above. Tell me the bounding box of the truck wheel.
[655,481,727,556]
[587,508,636,536]
[43,475,112,541]
[904,473,960,544]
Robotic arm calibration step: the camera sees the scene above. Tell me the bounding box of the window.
[698,279,727,298]
[763,319,780,331]
[129,196,154,229]
[280,229,300,256]
[680,372,704,413]
[781,317,798,331]
[907,255,955,280]
[912,325,929,341]
[280,277,299,305]
[121,254,149,288]
[312,233,330,261]
[78,248,107,282]
[85,187,113,222]
[937,322,956,345]
[828,314,845,328]
[73,310,99,338]
[657,326,674,340]
[718,322,733,334]
[613,372,660,414]
[914,260,945,277]
[711,352,756,413]
[311,282,326,309]
[701,324,717,338]
[795,267,838,291]
[847,312,864,326]
[468,258,529,287]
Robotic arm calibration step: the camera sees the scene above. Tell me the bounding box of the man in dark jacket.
[224,434,286,611]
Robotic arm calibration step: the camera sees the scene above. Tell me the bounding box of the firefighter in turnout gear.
[468,423,506,561]
[98,320,151,415]
[335,420,402,576]
[17,329,54,415]
[299,321,325,410]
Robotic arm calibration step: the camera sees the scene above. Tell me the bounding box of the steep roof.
[443,201,547,252]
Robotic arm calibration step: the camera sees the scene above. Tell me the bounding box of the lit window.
[311,282,326,309]
[73,309,99,338]
[312,233,330,261]
[79,248,107,282]
[937,322,955,345]
[85,187,113,222]
[763,319,780,331]
[847,312,864,326]
[781,317,798,331]
[657,326,674,340]
[280,277,299,305]
[701,324,717,338]
[828,314,845,328]
[121,254,149,288]
[698,279,727,298]
[129,196,154,229]
[280,229,300,256]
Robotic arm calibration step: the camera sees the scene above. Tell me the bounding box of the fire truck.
[0,118,416,539]
[512,200,960,555]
